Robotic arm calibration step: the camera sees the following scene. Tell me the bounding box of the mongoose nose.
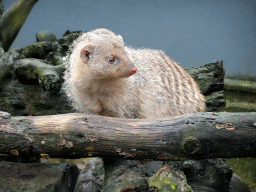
[129,67,137,75]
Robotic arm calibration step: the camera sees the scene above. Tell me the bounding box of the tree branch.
[0,0,39,51]
[0,112,255,160]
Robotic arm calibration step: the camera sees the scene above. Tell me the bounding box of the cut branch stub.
[183,136,201,154]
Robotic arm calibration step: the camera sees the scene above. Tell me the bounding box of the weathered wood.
[0,111,255,160]
[14,58,65,93]
[186,60,226,112]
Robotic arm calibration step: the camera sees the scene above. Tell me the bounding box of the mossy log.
[14,58,65,93]
[0,56,12,87]
[0,48,20,89]
[0,0,38,52]
[0,111,255,161]
[186,60,226,112]
[224,78,256,93]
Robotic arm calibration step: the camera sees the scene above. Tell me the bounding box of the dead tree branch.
[0,112,255,160]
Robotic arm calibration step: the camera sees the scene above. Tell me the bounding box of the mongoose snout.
[129,67,137,75]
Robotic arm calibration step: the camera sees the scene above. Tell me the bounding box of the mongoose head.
[68,28,137,79]
[79,42,137,78]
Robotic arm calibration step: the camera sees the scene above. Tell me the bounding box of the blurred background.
[4,0,256,76]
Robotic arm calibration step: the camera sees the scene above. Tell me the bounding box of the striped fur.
[63,28,205,119]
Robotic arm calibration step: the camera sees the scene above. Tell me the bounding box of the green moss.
[149,174,178,191]
[224,79,256,93]
[148,167,193,192]
[226,158,256,191]
[226,73,256,82]
[20,42,54,59]
[226,102,256,112]
[225,89,256,112]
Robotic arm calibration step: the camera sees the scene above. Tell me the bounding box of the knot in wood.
[183,136,201,154]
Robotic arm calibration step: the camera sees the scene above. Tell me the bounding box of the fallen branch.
[0,111,255,160]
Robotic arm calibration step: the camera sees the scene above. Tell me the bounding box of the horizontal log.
[224,78,256,93]
[0,112,255,160]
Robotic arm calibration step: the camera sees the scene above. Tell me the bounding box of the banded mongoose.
[63,28,205,118]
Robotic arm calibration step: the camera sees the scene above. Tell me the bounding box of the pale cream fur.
[63,28,205,118]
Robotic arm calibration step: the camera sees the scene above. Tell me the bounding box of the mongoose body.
[63,28,205,118]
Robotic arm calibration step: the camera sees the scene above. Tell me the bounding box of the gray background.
[4,0,256,76]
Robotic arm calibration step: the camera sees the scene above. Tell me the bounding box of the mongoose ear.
[80,45,94,63]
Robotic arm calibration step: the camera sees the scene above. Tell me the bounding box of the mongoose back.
[63,28,205,118]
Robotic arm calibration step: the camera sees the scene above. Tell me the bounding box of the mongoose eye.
[108,56,117,63]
